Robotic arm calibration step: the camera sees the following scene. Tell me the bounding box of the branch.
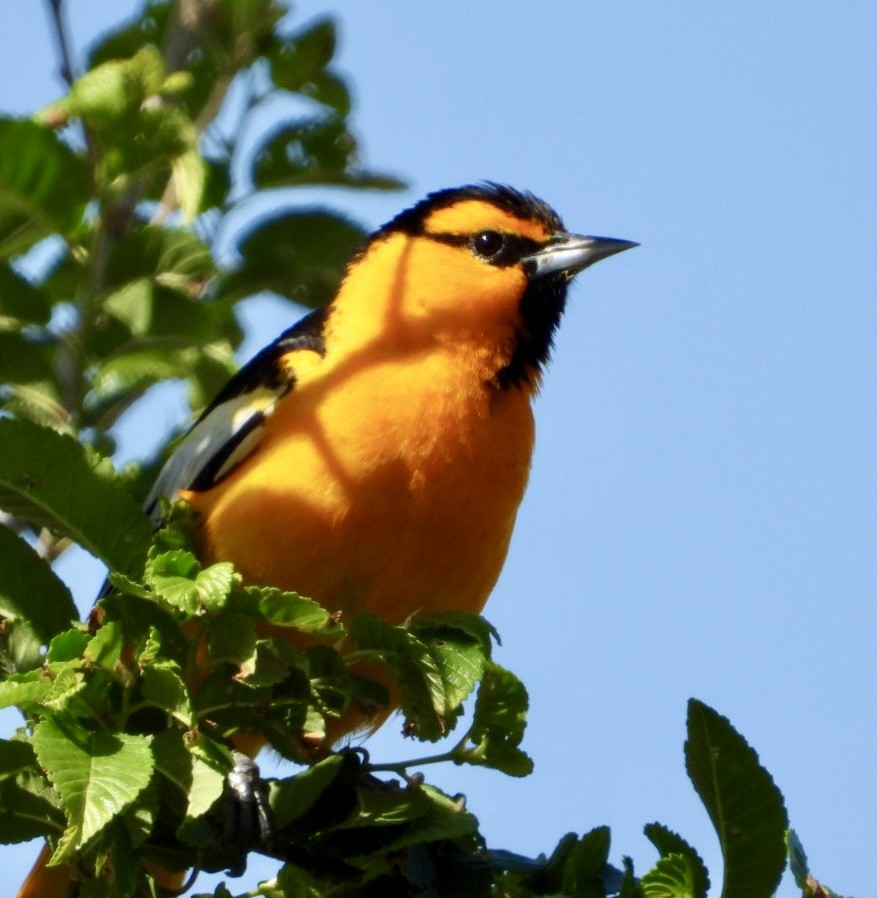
[44,0,78,88]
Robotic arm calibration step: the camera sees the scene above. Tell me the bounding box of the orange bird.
[18,183,635,896]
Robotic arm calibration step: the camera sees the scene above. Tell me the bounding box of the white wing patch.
[144,385,285,521]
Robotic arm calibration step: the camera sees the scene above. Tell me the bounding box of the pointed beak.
[523,233,638,280]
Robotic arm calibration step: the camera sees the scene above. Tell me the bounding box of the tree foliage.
[0,2,844,896]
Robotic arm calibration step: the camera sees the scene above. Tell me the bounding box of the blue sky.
[2,3,875,896]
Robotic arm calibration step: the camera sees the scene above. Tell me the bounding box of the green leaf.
[252,116,402,192]
[206,613,257,666]
[460,661,532,776]
[0,263,52,325]
[0,768,64,842]
[0,525,77,670]
[412,614,494,724]
[0,670,52,710]
[641,853,702,898]
[31,718,154,859]
[563,827,612,898]
[141,662,195,727]
[102,225,214,293]
[0,331,56,388]
[0,118,88,258]
[171,146,207,222]
[685,700,788,898]
[350,613,446,741]
[82,620,124,671]
[0,418,152,577]
[218,210,366,308]
[269,18,346,111]
[146,548,200,611]
[268,752,345,830]
[194,561,237,611]
[643,822,709,898]
[254,586,337,633]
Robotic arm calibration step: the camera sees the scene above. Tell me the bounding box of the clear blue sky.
[2,3,875,896]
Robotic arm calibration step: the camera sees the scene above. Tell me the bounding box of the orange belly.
[183,348,535,624]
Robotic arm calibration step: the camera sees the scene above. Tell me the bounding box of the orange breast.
[183,346,535,624]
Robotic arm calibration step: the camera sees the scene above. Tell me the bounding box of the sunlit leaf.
[32,719,153,858]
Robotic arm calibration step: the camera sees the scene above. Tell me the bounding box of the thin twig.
[44,0,78,87]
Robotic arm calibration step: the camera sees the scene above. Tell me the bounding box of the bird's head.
[328,183,636,388]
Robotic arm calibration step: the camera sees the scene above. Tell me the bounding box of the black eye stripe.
[425,230,541,267]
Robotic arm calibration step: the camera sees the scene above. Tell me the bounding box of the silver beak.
[523,233,638,280]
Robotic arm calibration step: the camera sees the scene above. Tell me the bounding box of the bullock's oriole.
[17,183,635,897]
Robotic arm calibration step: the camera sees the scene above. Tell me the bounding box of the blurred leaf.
[171,146,207,222]
[0,118,88,259]
[0,526,78,671]
[62,47,165,125]
[32,718,153,860]
[252,116,403,192]
[269,17,350,115]
[0,264,52,326]
[103,225,214,291]
[685,700,788,898]
[0,418,152,577]
[0,332,56,388]
[218,210,365,308]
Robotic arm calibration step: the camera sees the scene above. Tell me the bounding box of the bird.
[17,183,635,897]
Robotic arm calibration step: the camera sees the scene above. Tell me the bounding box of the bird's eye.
[470,230,506,260]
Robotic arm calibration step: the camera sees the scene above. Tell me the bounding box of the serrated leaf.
[644,822,709,898]
[0,525,77,670]
[351,614,446,741]
[0,671,52,710]
[82,620,124,671]
[141,662,194,727]
[685,700,788,898]
[461,661,532,776]
[641,853,701,898]
[194,561,237,610]
[46,629,91,663]
[567,827,613,898]
[413,616,492,722]
[218,210,366,308]
[254,586,337,634]
[0,118,88,258]
[32,718,153,857]
[0,418,151,577]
